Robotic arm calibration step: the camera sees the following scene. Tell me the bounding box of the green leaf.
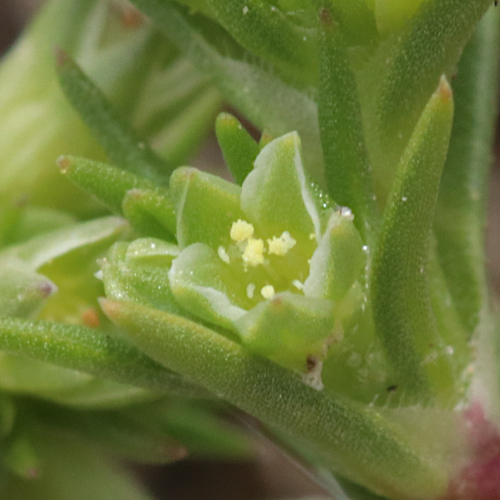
[372,77,461,404]
[101,299,447,500]
[58,155,159,215]
[121,189,176,240]
[362,0,492,196]
[0,316,202,397]
[215,112,259,185]
[203,0,318,88]
[318,8,378,242]
[434,5,500,336]
[170,166,245,249]
[0,216,128,271]
[0,262,56,318]
[57,53,170,183]
[0,352,155,409]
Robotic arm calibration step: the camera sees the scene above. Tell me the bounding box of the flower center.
[217,219,309,302]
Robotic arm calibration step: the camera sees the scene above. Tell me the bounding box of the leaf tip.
[54,47,69,67]
[436,75,453,103]
[215,112,238,129]
[319,7,333,27]
[56,155,71,174]
[98,297,120,320]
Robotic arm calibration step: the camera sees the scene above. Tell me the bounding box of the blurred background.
[0,1,499,499]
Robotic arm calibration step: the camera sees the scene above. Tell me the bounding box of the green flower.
[103,132,364,388]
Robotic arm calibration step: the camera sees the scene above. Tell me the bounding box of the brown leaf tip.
[57,156,71,173]
[54,47,69,67]
[437,75,453,103]
[319,7,333,26]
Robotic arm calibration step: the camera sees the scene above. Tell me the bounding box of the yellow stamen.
[267,231,296,256]
[230,219,254,242]
[242,238,265,267]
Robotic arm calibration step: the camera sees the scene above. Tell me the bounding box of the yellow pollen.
[267,231,296,256]
[242,238,265,267]
[230,219,254,242]
[261,285,275,299]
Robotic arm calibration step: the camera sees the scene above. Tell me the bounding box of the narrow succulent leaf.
[0,316,202,396]
[318,8,378,242]
[304,210,364,302]
[202,0,318,88]
[0,431,40,480]
[57,53,170,183]
[215,112,259,185]
[0,353,94,400]
[168,243,250,329]
[102,299,447,499]
[234,292,335,371]
[128,0,324,181]
[372,77,458,404]
[0,262,56,318]
[0,217,128,270]
[170,167,245,249]
[122,189,176,240]
[31,403,187,465]
[0,351,155,409]
[365,0,492,189]
[434,5,500,336]
[58,155,160,215]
